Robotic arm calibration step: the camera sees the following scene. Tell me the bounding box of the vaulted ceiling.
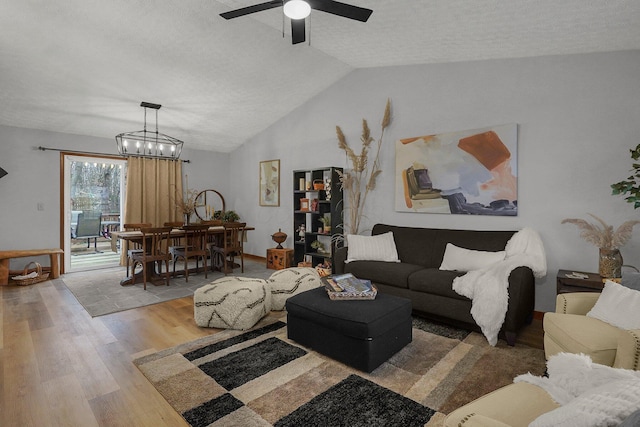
[2,1,640,152]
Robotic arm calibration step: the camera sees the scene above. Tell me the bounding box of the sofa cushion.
[372,224,514,268]
[343,260,423,289]
[439,243,506,272]
[408,268,467,300]
[345,232,399,263]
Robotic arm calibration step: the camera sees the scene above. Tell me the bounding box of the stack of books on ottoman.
[322,273,377,300]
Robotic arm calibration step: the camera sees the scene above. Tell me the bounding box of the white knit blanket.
[452,227,547,345]
[515,353,640,426]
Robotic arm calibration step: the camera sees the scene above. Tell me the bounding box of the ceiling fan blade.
[220,0,282,19]
[308,0,373,22]
[291,19,306,44]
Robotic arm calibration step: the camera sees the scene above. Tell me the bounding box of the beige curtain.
[124,157,184,226]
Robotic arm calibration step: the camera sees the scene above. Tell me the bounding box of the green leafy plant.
[612,144,640,209]
[336,98,391,236]
[311,240,325,252]
[213,210,240,222]
[319,216,331,227]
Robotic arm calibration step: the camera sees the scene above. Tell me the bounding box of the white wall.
[230,50,640,312]
[0,125,229,264]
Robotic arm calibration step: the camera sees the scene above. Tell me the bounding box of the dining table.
[112,225,254,286]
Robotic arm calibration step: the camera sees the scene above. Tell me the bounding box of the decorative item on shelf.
[271,229,287,249]
[325,178,332,200]
[313,179,325,190]
[300,198,309,211]
[299,178,306,191]
[561,213,640,279]
[316,261,332,277]
[319,215,331,234]
[336,98,391,236]
[297,224,306,242]
[115,102,184,160]
[311,198,319,212]
[311,240,326,253]
[306,181,312,190]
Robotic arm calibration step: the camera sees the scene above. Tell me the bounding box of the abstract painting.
[395,124,517,216]
[259,159,280,206]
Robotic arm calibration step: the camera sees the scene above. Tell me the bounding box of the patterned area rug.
[134,316,545,426]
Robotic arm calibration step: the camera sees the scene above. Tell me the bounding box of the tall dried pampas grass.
[561,214,640,249]
[336,99,391,235]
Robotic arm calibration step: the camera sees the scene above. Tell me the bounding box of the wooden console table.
[0,248,63,285]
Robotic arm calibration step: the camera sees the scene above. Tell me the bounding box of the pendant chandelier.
[115,102,184,159]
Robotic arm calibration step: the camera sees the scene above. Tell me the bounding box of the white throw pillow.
[587,280,640,330]
[439,243,505,272]
[345,232,400,263]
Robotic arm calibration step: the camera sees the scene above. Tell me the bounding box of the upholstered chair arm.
[613,328,640,370]
[555,292,600,315]
[453,414,513,427]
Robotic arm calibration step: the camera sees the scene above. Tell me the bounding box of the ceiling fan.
[220,0,373,44]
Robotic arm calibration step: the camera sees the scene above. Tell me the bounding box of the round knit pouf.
[193,276,272,330]
[268,267,323,311]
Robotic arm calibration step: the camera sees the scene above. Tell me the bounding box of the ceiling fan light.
[283,0,310,20]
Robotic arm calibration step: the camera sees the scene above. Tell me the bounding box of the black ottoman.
[285,287,412,372]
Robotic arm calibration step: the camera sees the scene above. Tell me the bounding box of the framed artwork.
[395,124,518,216]
[259,159,280,206]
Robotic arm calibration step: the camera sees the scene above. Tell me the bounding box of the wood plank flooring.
[1,276,544,427]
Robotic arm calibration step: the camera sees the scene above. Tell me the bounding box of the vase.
[184,213,192,225]
[599,248,623,279]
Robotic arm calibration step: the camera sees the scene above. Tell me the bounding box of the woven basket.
[313,179,325,190]
[12,262,49,286]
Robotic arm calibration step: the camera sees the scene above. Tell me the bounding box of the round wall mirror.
[194,189,226,221]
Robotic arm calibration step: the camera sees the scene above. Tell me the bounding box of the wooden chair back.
[131,226,172,289]
[172,224,209,281]
[213,222,246,274]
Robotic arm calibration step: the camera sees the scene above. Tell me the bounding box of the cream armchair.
[543,292,640,370]
[443,292,640,427]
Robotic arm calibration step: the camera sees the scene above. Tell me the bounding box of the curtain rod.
[38,146,191,163]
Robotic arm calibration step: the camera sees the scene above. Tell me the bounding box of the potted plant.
[214,210,240,223]
[561,213,640,278]
[311,240,326,253]
[319,216,331,234]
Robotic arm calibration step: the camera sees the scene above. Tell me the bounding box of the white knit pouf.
[268,267,323,311]
[193,276,272,330]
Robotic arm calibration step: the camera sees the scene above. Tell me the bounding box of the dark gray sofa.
[333,223,535,346]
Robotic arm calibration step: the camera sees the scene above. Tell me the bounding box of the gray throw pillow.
[622,271,640,291]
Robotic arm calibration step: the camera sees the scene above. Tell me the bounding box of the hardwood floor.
[1,277,545,426]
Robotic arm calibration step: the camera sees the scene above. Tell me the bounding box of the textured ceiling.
[2,0,640,152]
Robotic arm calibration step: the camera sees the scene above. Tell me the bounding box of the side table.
[556,269,604,294]
[266,248,294,270]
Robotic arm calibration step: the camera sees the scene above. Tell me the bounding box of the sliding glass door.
[63,154,126,272]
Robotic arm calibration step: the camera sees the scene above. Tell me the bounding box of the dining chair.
[172,224,209,282]
[123,223,152,277]
[211,222,246,274]
[164,221,187,268]
[131,226,172,290]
